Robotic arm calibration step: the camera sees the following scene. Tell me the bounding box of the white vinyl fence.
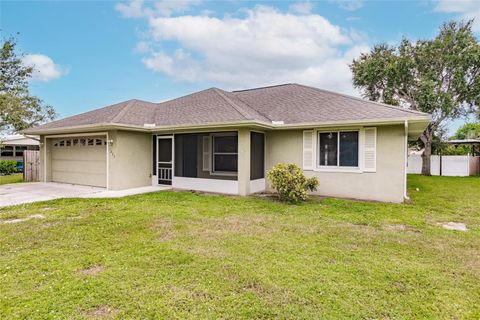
[407,155,480,176]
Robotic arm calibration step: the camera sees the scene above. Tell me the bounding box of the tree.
[452,122,480,139]
[0,36,56,133]
[351,20,480,175]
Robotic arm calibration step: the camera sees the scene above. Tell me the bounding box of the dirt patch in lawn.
[151,218,176,242]
[188,215,275,240]
[78,265,104,276]
[441,222,468,231]
[83,305,117,318]
[383,224,421,233]
[1,214,45,224]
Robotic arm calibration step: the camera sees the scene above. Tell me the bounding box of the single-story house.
[1,135,40,172]
[24,84,431,202]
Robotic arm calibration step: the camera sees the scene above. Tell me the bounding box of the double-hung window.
[212,133,238,174]
[1,146,14,157]
[318,131,359,167]
[15,146,27,157]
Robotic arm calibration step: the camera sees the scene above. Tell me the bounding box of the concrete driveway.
[0,182,170,207]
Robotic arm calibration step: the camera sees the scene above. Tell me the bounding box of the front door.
[157,136,173,185]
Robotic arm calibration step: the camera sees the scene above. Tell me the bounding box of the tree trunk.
[420,130,433,176]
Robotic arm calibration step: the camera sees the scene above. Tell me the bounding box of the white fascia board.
[23,116,431,135]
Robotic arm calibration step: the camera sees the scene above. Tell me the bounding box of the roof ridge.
[294,84,428,116]
[156,88,213,106]
[212,88,254,120]
[111,99,138,123]
[232,83,294,93]
[230,92,273,122]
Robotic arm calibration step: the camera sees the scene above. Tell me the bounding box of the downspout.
[404,120,409,201]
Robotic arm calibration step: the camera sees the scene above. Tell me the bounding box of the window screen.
[157,139,172,163]
[318,131,359,167]
[319,132,338,166]
[339,131,359,167]
[213,134,238,173]
[250,132,265,179]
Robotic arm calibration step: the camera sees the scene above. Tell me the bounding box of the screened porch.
[153,130,265,195]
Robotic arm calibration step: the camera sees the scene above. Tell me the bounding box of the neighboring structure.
[0,135,40,172]
[24,84,431,202]
[447,139,480,156]
[407,139,480,177]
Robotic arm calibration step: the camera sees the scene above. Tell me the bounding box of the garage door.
[51,136,107,187]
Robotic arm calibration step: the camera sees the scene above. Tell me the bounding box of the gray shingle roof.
[26,84,430,133]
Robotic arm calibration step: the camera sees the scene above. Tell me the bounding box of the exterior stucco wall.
[108,130,151,190]
[265,125,406,202]
[39,135,52,182]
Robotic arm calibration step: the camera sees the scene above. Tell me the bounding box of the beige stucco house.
[24,84,430,202]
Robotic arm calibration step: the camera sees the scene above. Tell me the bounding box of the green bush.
[0,160,17,175]
[267,163,319,203]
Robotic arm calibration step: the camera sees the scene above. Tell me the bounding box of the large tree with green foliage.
[452,122,480,139]
[0,36,56,134]
[351,20,480,175]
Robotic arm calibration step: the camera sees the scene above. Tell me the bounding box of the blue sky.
[2,0,479,134]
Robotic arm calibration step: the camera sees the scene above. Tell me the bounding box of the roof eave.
[22,120,272,135]
[22,115,431,135]
[270,115,431,130]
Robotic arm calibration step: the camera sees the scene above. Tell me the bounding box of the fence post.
[439,153,442,176]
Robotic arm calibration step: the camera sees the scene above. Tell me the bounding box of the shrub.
[267,163,319,203]
[0,160,17,175]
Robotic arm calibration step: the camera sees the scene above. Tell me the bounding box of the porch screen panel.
[175,132,238,180]
[250,132,265,180]
[183,134,198,177]
[212,134,238,173]
[175,134,199,178]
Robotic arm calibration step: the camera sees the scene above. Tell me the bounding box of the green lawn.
[0,175,479,319]
[0,173,23,185]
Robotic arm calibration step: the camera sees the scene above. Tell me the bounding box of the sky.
[1,0,479,135]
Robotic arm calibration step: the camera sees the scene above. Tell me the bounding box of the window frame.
[52,137,105,148]
[210,132,238,176]
[1,145,14,157]
[316,129,361,172]
[15,146,28,157]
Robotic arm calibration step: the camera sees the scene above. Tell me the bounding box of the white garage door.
[51,136,107,187]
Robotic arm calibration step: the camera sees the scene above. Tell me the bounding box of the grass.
[0,175,479,319]
[0,173,23,185]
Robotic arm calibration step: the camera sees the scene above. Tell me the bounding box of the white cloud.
[435,0,480,31]
[22,54,67,82]
[133,41,151,53]
[116,0,201,18]
[120,2,369,94]
[115,0,144,17]
[289,2,314,15]
[332,0,363,11]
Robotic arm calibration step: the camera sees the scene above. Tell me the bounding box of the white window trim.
[314,128,363,173]
[210,132,238,177]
